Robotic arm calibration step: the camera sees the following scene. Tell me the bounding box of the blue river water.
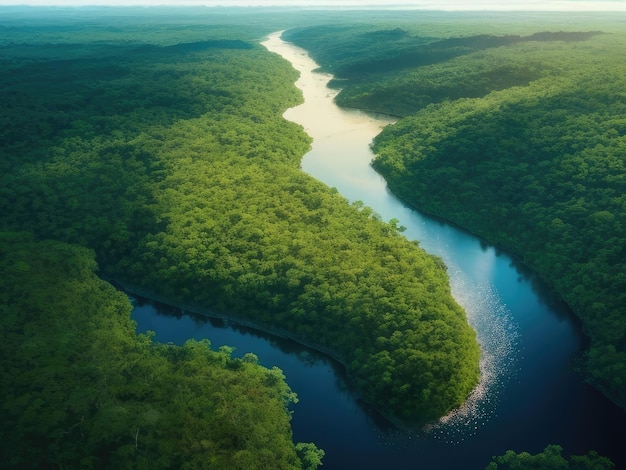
[131,32,626,469]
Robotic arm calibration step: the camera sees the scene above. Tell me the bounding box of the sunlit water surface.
[131,31,626,470]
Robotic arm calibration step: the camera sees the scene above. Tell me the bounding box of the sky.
[1,0,626,11]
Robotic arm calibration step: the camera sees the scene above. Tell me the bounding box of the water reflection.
[133,297,338,368]
[131,298,402,455]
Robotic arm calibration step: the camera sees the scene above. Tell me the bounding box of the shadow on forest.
[336,31,602,78]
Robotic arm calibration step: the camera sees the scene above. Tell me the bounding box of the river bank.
[108,277,348,366]
[117,279,442,430]
[250,30,626,468]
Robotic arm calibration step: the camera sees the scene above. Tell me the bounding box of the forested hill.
[0,5,479,436]
[284,16,626,408]
[283,26,602,117]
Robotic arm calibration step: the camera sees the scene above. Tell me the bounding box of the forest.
[0,7,483,466]
[486,445,614,470]
[0,231,324,469]
[3,6,624,468]
[284,14,626,411]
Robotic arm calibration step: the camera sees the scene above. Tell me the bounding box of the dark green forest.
[0,231,324,469]
[486,445,614,470]
[0,10,481,468]
[284,14,626,410]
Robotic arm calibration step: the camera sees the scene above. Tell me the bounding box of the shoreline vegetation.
[116,281,348,363]
[113,280,415,427]
[283,16,626,412]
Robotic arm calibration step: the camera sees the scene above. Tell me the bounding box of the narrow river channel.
[132,31,626,469]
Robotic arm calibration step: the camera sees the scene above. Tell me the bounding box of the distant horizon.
[2,0,626,12]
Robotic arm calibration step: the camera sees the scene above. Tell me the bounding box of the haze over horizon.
[2,0,626,11]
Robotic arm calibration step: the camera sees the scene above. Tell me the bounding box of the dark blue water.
[131,33,626,469]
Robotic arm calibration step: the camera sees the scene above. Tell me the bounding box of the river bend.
[132,31,626,469]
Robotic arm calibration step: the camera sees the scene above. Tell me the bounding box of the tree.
[296,443,326,470]
[486,445,614,470]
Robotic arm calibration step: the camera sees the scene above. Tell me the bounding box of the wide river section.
[132,31,626,469]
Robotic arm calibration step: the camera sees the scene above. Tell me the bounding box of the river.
[131,31,626,469]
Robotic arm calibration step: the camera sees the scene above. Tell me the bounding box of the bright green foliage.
[0,232,320,469]
[287,16,626,410]
[296,443,326,470]
[0,9,479,424]
[486,445,614,470]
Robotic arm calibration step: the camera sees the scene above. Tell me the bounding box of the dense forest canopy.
[284,14,626,408]
[0,231,324,469]
[486,445,614,470]
[0,5,480,445]
[5,6,623,467]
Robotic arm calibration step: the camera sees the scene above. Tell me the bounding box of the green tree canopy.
[486,445,614,470]
[0,231,322,469]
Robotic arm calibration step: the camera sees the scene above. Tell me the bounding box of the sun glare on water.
[424,267,521,443]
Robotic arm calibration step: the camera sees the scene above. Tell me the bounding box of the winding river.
[131,31,626,469]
